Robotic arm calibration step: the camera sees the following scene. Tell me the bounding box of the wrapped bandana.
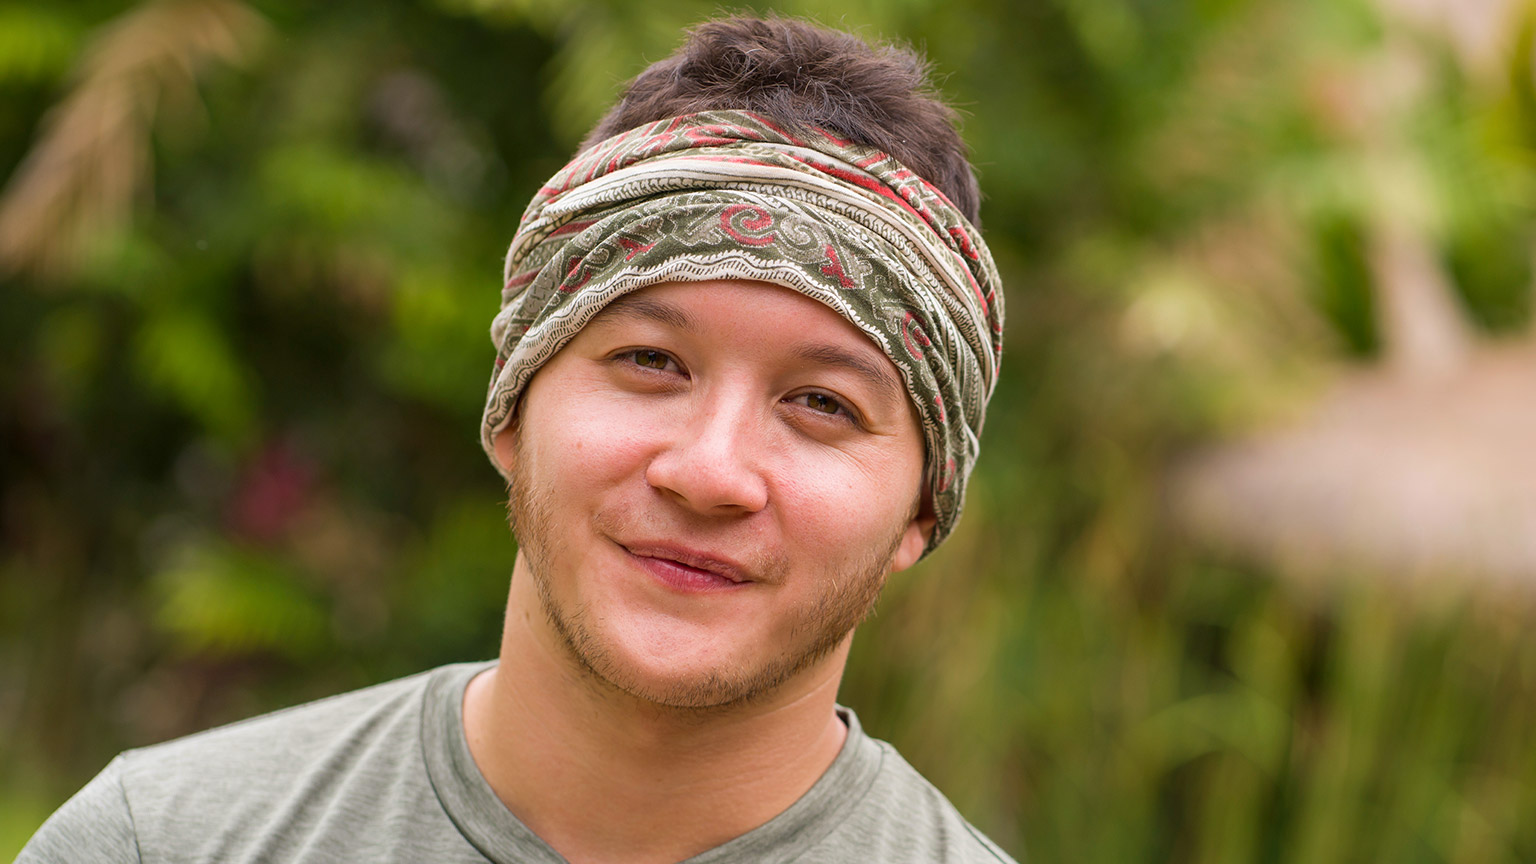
[482,110,1004,554]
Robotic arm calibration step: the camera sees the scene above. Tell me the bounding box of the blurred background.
[4,0,1536,860]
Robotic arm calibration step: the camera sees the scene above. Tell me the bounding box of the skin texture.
[464,280,933,864]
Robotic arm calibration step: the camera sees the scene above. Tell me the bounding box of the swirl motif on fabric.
[482,110,1004,554]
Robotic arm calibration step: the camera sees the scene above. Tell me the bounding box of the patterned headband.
[482,110,1004,554]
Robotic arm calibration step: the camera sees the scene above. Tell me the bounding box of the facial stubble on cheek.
[505,454,607,686]
[505,433,916,712]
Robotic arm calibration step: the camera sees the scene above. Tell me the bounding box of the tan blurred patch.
[0,0,267,279]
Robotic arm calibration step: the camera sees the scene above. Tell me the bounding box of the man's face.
[497,280,931,710]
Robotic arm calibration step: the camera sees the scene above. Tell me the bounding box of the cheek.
[526,391,673,488]
[771,447,920,546]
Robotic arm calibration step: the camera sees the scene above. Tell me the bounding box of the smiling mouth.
[622,543,752,590]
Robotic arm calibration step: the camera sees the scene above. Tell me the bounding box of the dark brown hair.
[581,16,981,225]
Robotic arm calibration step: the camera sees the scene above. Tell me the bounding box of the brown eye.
[634,350,670,369]
[805,393,841,414]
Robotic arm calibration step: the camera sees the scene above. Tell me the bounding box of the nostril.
[645,436,769,514]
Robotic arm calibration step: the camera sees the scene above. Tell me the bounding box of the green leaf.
[0,7,79,83]
[153,542,328,660]
[133,307,256,441]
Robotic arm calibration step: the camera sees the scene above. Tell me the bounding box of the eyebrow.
[791,343,907,409]
[589,294,695,331]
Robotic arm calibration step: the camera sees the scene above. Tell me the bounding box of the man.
[20,15,1011,863]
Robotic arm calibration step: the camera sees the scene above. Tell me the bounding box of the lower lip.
[629,552,748,593]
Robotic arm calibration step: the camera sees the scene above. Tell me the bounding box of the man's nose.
[644,393,770,514]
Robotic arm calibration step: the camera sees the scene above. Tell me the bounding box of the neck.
[462,564,852,864]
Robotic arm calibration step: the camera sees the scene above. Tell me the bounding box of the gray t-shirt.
[19,662,1016,863]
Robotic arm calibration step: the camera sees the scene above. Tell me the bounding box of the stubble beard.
[506,452,908,713]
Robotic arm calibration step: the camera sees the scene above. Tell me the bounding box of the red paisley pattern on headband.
[719,204,777,247]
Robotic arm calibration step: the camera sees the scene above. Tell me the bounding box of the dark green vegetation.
[4,1,1535,861]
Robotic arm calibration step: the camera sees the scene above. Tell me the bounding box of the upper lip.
[621,541,753,583]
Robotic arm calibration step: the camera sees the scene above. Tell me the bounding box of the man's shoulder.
[21,663,487,864]
[115,661,448,817]
[111,662,480,822]
[847,736,1018,863]
[118,663,447,778]
[778,710,1018,864]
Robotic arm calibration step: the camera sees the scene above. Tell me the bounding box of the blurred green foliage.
[4,0,1536,862]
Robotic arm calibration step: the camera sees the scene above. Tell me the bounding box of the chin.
[567,616,843,711]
